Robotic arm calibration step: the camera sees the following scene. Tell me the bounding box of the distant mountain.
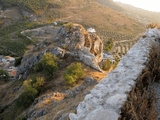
[95,0,160,25]
[0,0,145,39]
[115,2,160,25]
[94,0,123,11]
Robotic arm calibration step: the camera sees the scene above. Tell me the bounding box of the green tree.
[16,87,38,108]
[17,76,45,108]
[102,59,111,71]
[64,63,84,85]
[35,52,59,75]
[23,79,32,88]
[23,77,45,89]
[104,39,113,52]
[33,77,45,89]
[41,52,58,75]
[0,69,9,81]
[14,57,22,66]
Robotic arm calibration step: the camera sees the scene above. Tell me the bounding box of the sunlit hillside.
[1,0,145,36]
[0,1,151,120]
[115,2,160,25]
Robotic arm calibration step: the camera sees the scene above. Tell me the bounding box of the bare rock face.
[0,55,17,79]
[16,23,103,79]
[56,23,103,71]
[16,46,65,79]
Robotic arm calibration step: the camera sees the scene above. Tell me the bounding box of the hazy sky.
[113,0,160,12]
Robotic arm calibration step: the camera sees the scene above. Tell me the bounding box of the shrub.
[112,61,118,70]
[64,63,84,85]
[34,62,43,72]
[147,23,159,29]
[63,22,74,30]
[15,116,26,120]
[14,57,22,66]
[35,52,59,75]
[23,77,45,89]
[0,69,9,81]
[102,59,111,71]
[23,79,32,88]
[33,77,45,89]
[16,87,38,108]
[104,39,113,52]
[17,76,45,108]
[0,19,3,25]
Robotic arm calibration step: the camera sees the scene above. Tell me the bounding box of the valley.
[0,0,159,120]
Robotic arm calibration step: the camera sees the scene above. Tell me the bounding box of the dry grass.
[35,92,66,110]
[119,70,157,120]
[87,71,107,82]
[147,23,160,29]
[36,65,109,120]
[119,46,160,120]
[0,80,22,106]
[41,0,144,36]
[0,80,23,120]
[37,84,95,120]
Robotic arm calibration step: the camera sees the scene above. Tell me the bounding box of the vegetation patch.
[0,19,3,25]
[101,59,111,71]
[1,0,48,14]
[147,23,160,29]
[63,22,74,31]
[100,58,118,71]
[14,57,23,67]
[16,76,45,108]
[104,38,113,52]
[16,87,38,108]
[64,62,85,85]
[0,21,45,57]
[35,52,59,76]
[0,69,9,81]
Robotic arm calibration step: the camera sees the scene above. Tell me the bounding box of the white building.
[87,28,96,33]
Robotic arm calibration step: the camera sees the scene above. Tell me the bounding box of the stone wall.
[69,28,160,120]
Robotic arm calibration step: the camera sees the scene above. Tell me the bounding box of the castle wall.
[69,28,160,120]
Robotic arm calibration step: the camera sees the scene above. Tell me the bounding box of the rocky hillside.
[94,0,123,11]
[0,0,159,120]
[0,0,145,39]
[0,22,111,120]
[17,23,103,79]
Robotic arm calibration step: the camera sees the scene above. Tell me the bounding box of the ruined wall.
[69,28,160,120]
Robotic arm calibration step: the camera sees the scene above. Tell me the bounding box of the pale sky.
[113,0,160,12]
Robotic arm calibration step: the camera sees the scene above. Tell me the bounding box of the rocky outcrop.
[55,23,103,71]
[17,23,103,79]
[16,46,65,79]
[0,55,17,79]
[69,28,160,120]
